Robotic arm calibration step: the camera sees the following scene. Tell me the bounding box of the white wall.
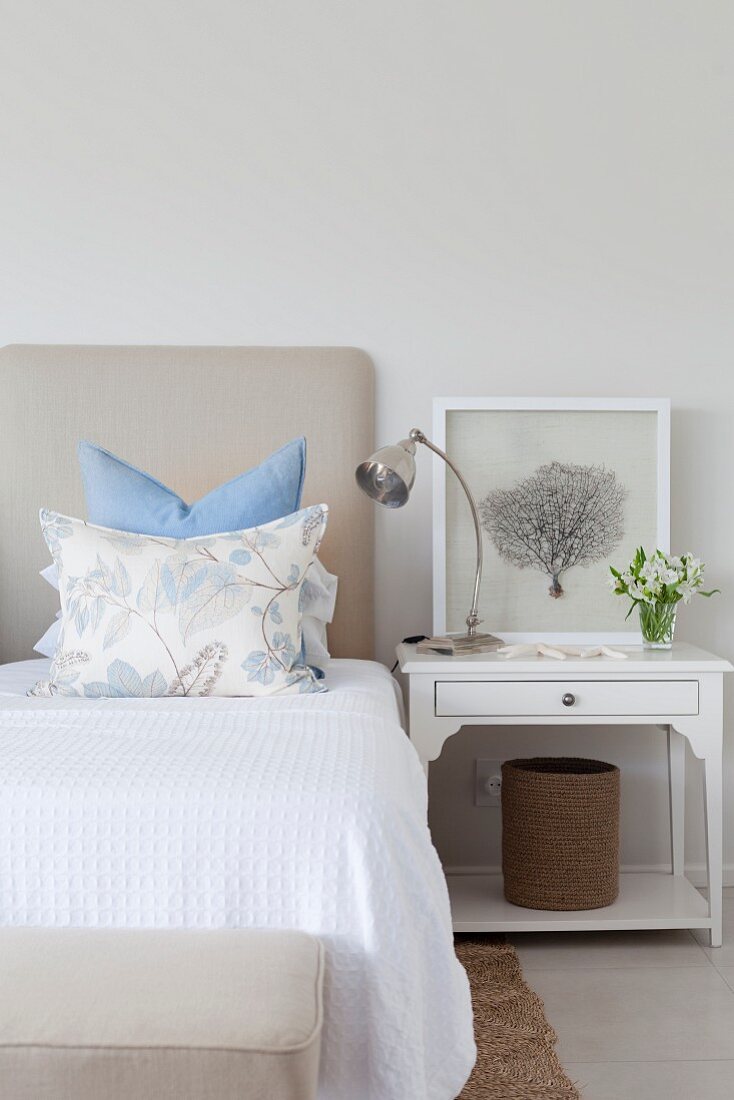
[2,1,733,875]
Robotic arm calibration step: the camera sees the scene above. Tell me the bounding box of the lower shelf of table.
[447,872,711,933]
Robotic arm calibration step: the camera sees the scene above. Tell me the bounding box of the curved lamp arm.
[355,426,500,651]
[409,428,483,637]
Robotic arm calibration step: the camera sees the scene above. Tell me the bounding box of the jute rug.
[456,937,580,1100]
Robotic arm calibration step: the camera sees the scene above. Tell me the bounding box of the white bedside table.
[398,641,732,946]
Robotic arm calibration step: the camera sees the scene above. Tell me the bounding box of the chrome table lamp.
[356,428,502,655]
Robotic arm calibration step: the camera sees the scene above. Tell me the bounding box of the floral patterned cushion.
[31,505,329,698]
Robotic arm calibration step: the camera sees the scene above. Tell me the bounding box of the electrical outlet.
[475,759,502,806]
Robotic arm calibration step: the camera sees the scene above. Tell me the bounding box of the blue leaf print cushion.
[30,505,329,699]
[78,437,306,538]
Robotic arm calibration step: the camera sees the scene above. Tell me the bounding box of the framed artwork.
[433,397,670,644]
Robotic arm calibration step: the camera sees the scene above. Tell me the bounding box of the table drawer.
[434,679,699,718]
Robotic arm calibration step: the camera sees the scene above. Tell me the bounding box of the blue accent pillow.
[78,438,307,538]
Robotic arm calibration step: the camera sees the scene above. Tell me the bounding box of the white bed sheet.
[0,658,474,1100]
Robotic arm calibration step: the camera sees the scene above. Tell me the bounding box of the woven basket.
[502,757,620,911]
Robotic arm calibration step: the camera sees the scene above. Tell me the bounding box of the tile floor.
[509,888,734,1100]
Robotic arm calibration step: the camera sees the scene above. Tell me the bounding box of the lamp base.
[416,632,504,656]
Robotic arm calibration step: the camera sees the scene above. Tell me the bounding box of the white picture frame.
[432,397,671,645]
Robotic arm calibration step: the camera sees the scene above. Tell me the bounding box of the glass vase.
[639,602,677,649]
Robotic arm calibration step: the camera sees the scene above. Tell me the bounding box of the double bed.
[0,345,475,1100]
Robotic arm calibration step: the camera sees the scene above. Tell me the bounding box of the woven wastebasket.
[502,757,620,911]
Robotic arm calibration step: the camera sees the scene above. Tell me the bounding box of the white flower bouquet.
[609,547,719,648]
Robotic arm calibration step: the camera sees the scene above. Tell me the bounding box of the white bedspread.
[0,658,474,1100]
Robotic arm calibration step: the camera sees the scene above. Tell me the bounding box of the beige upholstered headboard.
[0,345,374,664]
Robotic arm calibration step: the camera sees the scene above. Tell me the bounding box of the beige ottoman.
[0,927,324,1100]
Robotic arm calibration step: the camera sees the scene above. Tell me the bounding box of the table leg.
[703,744,724,948]
[666,726,685,877]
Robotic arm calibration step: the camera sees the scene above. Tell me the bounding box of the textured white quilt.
[0,659,474,1100]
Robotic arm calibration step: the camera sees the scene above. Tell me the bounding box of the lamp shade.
[355,440,416,508]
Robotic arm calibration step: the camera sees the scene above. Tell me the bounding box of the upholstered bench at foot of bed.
[0,926,324,1100]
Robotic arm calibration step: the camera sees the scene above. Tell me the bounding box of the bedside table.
[398,641,732,946]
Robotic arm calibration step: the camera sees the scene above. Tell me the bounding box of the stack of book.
[416,634,504,656]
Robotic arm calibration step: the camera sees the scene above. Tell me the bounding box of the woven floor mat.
[456,937,580,1099]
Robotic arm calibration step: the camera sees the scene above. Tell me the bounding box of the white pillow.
[40,563,59,590]
[37,556,339,665]
[300,557,338,621]
[300,557,338,665]
[302,616,330,665]
[33,612,62,658]
[31,505,329,698]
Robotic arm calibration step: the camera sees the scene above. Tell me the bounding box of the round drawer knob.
[562,692,576,707]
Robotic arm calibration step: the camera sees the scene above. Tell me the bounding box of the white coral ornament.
[497,642,628,660]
